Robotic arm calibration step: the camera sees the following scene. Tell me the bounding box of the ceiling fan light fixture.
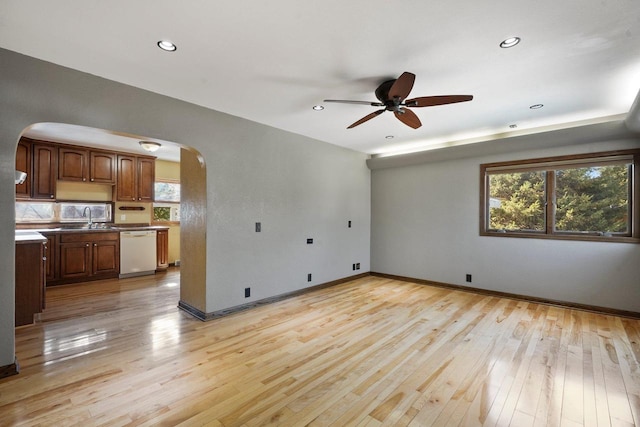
[157,40,177,52]
[312,105,324,111]
[139,141,162,152]
[500,37,521,48]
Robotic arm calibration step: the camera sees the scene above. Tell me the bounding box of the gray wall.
[371,136,640,312]
[0,48,371,367]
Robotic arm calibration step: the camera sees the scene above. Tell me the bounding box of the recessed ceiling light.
[312,105,324,111]
[509,124,518,128]
[385,135,394,139]
[500,37,521,48]
[529,104,544,109]
[157,40,177,52]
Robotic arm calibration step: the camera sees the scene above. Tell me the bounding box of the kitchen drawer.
[60,232,119,243]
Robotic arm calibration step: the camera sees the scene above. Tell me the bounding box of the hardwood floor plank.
[1,270,639,426]
[609,316,640,426]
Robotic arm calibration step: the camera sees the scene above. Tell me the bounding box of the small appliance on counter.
[15,170,27,185]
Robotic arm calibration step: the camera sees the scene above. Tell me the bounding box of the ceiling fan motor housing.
[375,80,396,104]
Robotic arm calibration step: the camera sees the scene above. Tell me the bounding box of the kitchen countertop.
[15,230,47,243]
[16,225,170,235]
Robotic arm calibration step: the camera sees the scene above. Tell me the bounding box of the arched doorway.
[14,122,207,321]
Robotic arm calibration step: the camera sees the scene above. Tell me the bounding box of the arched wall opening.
[13,121,208,319]
[0,47,373,375]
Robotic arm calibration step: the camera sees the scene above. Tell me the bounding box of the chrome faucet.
[82,206,93,228]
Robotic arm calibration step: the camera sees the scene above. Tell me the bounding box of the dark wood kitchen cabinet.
[15,240,46,327]
[59,147,116,184]
[59,241,91,280]
[43,233,58,282]
[14,137,56,200]
[15,139,32,199]
[59,232,119,281]
[58,147,88,181]
[137,157,155,202]
[31,142,57,200]
[90,151,116,183]
[16,137,154,201]
[156,229,169,271]
[116,155,155,202]
[116,155,136,201]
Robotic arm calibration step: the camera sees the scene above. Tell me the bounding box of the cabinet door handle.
[83,178,86,182]
[86,243,89,247]
[50,195,54,199]
[94,243,97,247]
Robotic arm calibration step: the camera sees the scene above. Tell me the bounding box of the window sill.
[151,221,180,226]
[480,231,639,244]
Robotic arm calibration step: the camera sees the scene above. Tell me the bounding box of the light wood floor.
[1,270,639,426]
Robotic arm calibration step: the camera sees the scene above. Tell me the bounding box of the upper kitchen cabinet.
[58,146,116,184]
[90,151,116,184]
[31,142,57,200]
[137,157,155,202]
[16,137,154,202]
[58,147,88,181]
[116,155,155,202]
[15,139,32,200]
[16,137,58,200]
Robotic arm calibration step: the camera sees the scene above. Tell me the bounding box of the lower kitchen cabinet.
[156,229,169,271]
[38,229,166,286]
[15,240,46,327]
[57,232,119,283]
[44,233,58,282]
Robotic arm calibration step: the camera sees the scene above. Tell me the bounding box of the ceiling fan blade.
[404,95,473,108]
[388,72,415,101]
[347,109,385,129]
[324,99,385,107]
[394,108,422,129]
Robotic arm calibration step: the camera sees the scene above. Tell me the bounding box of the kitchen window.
[153,180,180,223]
[480,149,639,242]
[16,202,113,224]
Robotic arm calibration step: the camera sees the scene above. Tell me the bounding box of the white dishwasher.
[119,230,157,278]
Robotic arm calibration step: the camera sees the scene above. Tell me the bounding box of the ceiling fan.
[324,72,473,129]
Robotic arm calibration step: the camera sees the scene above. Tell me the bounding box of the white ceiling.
[2,0,640,161]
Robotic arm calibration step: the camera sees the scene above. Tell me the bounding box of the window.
[59,203,111,222]
[15,203,54,222]
[16,202,113,224]
[154,181,180,203]
[153,180,180,223]
[480,149,639,242]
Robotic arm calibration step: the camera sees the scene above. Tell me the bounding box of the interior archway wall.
[0,48,372,368]
[0,49,213,367]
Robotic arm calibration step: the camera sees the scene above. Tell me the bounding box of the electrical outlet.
[255,222,261,232]
[348,220,352,228]
[120,214,126,221]
[307,273,312,282]
[466,274,472,283]
[245,287,251,298]
[352,263,356,271]
[356,263,360,270]
[307,238,313,244]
